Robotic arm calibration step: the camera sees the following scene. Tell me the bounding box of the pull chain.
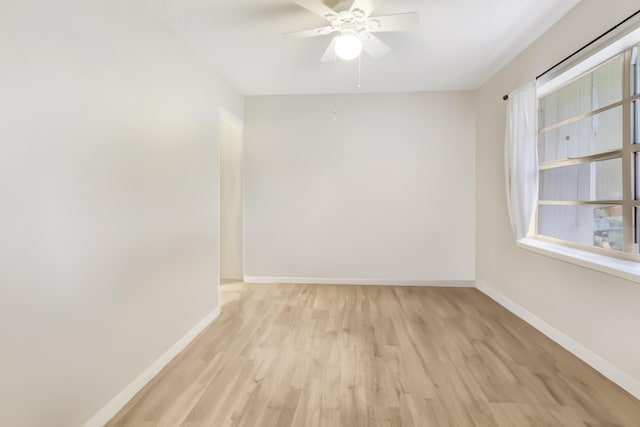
[358,54,362,89]
[333,55,338,121]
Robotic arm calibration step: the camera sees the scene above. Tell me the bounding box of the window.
[536,43,640,258]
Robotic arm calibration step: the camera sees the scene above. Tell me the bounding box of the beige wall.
[220,114,244,280]
[0,1,243,425]
[476,0,640,391]
[244,92,475,282]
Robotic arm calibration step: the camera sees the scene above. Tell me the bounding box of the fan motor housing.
[327,9,369,34]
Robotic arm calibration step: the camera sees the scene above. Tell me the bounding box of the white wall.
[476,0,640,394]
[244,92,475,282]
[219,114,244,280]
[0,1,243,426]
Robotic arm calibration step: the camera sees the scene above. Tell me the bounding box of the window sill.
[517,237,640,283]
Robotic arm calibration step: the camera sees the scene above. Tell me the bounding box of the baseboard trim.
[244,276,475,287]
[476,281,640,400]
[82,306,221,427]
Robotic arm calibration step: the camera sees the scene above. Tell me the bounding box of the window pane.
[634,99,640,144]
[538,106,622,162]
[539,159,622,201]
[634,46,640,145]
[538,204,623,251]
[636,153,640,200]
[636,207,640,252]
[633,46,639,95]
[540,56,623,128]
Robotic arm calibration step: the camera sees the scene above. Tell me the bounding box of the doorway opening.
[218,108,244,306]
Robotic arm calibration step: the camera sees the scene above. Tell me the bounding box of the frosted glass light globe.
[335,33,362,61]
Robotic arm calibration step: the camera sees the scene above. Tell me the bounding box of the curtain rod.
[502,8,640,101]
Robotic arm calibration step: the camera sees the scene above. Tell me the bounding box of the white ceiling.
[146,0,581,95]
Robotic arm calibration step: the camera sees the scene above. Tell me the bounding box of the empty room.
[3,0,640,426]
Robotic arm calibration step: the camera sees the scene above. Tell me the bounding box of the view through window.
[537,42,640,255]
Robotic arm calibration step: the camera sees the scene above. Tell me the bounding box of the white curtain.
[504,80,539,240]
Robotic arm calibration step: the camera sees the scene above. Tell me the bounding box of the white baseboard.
[82,306,221,427]
[476,281,640,400]
[244,276,475,287]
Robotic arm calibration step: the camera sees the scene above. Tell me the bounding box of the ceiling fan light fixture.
[334,32,362,61]
[286,0,419,62]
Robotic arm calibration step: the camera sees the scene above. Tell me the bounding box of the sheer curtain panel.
[504,80,539,240]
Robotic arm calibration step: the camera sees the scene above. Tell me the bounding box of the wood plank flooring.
[107,283,640,426]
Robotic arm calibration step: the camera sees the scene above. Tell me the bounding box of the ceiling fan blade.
[363,34,390,58]
[368,12,419,32]
[321,37,338,62]
[293,0,338,19]
[284,26,336,39]
[350,0,382,17]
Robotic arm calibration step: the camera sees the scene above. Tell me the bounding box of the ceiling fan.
[284,0,419,62]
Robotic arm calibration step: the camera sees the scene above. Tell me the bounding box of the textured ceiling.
[146,0,582,94]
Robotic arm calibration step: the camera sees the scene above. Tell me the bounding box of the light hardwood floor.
[107,283,640,426]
